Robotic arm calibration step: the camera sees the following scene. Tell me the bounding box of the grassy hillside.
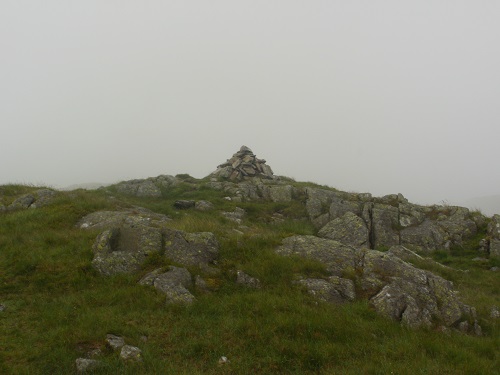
[0,180,498,374]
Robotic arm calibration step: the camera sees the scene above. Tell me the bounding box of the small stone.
[106,334,125,350]
[120,345,143,362]
[218,356,230,365]
[236,270,261,289]
[458,321,469,333]
[490,266,499,272]
[75,358,102,373]
[490,306,500,319]
[0,304,5,312]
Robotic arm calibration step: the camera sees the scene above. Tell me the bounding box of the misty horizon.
[2,2,499,208]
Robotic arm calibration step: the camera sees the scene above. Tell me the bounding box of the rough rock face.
[306,187,481,252]
[79,209,219,275]
[318,212,369,247]
[114,175,178,197]
[297,277,355,304]
[6,189,57,210]
[210,146,274,181]
[276,236,479,331]
[139,266,195,304]
[486,214,500,258]
[163,231,219,267]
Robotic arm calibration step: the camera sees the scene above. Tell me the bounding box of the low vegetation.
[0,181,498,374]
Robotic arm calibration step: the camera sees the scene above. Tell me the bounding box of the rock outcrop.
[6,189,57,210]
[140,266,195,304]
[306,187,480,252]
[486,214,500,258]
[79,209,219,276]
[210,146,274,181]
[276,236,480,332]
[114,175,179,197]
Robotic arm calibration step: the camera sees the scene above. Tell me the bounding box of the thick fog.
[1,1,499,207]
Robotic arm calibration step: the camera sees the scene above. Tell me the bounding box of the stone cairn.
[211,146,274,181]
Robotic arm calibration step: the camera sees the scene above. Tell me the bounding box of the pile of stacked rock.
[211,146,274,181]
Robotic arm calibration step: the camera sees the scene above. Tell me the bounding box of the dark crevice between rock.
[367,205,375,250]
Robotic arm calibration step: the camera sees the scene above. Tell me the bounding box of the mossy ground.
[0,182,498,374]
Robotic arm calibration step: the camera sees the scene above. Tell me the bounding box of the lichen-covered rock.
[318,212,369,248]
[371,204,400,249]
[268,185,293,203]
[8,194,35,209]
[329,196,362,220]
[276,235,361,276]
[400,220,447,253]
[222,207,246,224]
[487,215,500,258]
[78,208,171,230]
[106,334,125,350]
[76,358,102,373]
[91,224,163,275]
[297,277,355,304]
[30,189,57,208]
[275,235,477,330]
[116,179,162,197]
[236,270,261,289]
[140,266,195,304]
[120,345,142,362]
[163,231,219,267]
[114,175,178,197]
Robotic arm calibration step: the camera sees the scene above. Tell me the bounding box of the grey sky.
[1,1,499,206]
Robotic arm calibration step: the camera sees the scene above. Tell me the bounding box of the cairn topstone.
[210,146,274,181]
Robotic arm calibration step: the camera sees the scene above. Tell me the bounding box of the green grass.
[0,184,499,374]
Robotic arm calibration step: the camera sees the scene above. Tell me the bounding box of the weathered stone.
[329,197,362,220]
[298,276,355,304]
[275,235,360,277]
[116,179,162,198]
[490,306,500,319]
[371,204,400,250]
[387,245,424,263]
[400,220,447,253]
[8,194,35,209]
[195,200,214,211]
[141,266,195,304]
[305,188,338,224]
[114,175,178,197]
[30,189,57,208]
[222,207,246,224]
[78,208,171,230]
[399,203,426,228]
[174,200,195,209]
[318,212,369,248]
[276,235,475,329]
[91,224,163,275]
[0,304,5,312]
[120,345,142,362]
[487,215,500,257]
[153,267,193,293]
[163,231,219,267]
[76,358,102,373]
[106,334,125,350]
[81,209,218,274]
[370,281,433,328]
[236,270,261,289]
[268,185,293,203]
